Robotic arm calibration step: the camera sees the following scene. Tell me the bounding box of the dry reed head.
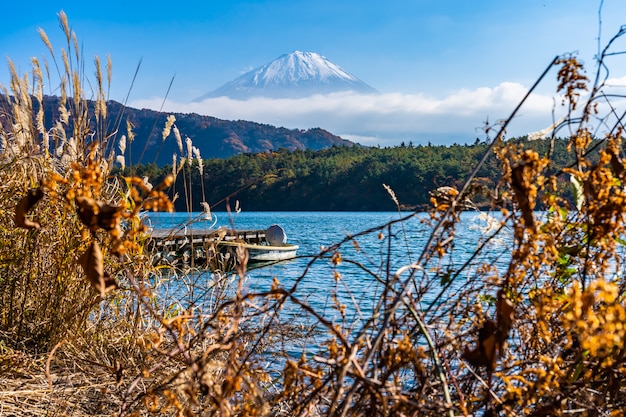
[0,13,247,416]
[0,11,175,353]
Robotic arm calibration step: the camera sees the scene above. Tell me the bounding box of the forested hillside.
[28,96,354,163]
[132,137,578,212]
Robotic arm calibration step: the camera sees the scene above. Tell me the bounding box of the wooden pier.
[146,226,298,270]
[147,227,267,270]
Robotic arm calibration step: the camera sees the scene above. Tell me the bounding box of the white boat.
[218,240,299,262]
[217,224,298,263]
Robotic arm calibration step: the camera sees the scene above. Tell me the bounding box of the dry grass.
[4,10,626,417]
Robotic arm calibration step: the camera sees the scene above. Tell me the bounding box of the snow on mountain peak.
[195,51,377,100]
[257,51,357,85]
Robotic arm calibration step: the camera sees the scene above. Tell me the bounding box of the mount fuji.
[195,51,377,100]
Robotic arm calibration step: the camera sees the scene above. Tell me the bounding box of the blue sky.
[2,1,626,146]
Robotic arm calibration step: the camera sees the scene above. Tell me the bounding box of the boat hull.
[218,241,299,262]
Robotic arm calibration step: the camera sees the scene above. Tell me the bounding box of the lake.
[146,211,512,337]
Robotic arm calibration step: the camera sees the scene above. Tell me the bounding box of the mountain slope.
[116,102,355,164]
[196,51,377,100]
[34,97,355,165]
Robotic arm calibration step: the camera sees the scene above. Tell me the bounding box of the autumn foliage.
[3,11,626,417]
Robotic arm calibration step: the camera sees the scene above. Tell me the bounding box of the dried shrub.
[4,10,626,417]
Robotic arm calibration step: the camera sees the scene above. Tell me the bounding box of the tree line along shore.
[129,136,580,212]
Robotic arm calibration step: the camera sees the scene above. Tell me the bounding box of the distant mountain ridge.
[196,51,377,100]
[33,96,355,165]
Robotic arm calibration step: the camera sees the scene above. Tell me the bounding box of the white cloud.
[605,76,626,87]
[130,82,559,147]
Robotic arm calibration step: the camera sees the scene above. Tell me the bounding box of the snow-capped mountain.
[195,51,377,100]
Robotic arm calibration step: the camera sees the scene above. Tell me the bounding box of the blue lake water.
[146,211,512,328]
[145,210,518,368]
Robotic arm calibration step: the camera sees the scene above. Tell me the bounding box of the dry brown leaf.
[96,203,122,231]
[609,149,625,179]
[14,188,44,229]
[510,164,535,229]
[77,241,118,297]
[76,196,99,230]
[495,290,515,355]
[76,196,122,232]
[462,319,497,371]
